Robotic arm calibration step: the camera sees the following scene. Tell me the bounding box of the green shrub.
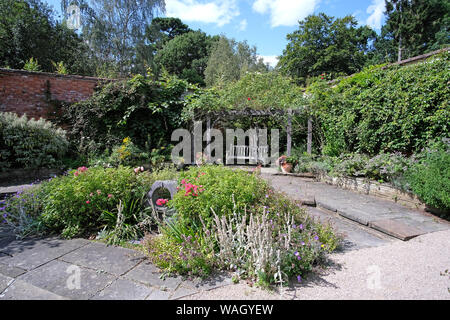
[0,112,69,170]
[145,165,341,285]
[64,73,194,156]
[406,143,450,214]
[1,185,46,238]
[309,52,450,155]
[171,165,271,228]
[38,166,178,238]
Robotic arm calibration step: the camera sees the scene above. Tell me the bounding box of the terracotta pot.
[281,162,293,173]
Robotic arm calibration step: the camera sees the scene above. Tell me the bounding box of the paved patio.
[1,171,449,300]
[0,225,231,300]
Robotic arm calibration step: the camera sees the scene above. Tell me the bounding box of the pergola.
[189,107,313,165]
[185,73,312,165]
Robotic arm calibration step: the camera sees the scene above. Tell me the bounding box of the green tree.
[61,0,166,76]
[136,17,192,75]
[146,17,191,50]
[0,0,94,75]
[382,0,450,62]
[205,36,268,87]
[155,30,218,85]
[278,13,377,84]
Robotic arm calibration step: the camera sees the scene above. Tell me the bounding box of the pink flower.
[156,198,169,206]
[86,201,90,204]
[108,194,113,198]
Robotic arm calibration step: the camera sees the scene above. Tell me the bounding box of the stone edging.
[316,173,425,210]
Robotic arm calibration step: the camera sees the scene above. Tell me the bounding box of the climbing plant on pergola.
[183,72,312,157]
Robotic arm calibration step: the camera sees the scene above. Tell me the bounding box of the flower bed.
[145,165,340,287]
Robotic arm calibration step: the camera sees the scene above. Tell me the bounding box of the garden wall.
[0,68,113,120]
[317,173,425,210]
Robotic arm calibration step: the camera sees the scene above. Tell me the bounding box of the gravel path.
[184,229,450,300]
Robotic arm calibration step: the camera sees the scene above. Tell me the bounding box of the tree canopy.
[0,0,94,74]
[278,13,377,84]
[155,30,218,86]
[204,36,268,88]
[379,0,450,62]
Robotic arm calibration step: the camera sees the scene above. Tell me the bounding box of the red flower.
[86,201,90,204]
[247,98,251,101]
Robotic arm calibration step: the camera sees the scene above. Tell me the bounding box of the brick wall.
[0,68,113,120]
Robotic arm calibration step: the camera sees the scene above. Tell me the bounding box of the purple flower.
[292,224,297,229]
[265,194,269,198]
[299,224,303,230]
[301,241,305,246]
[297,256,302,261]
[297,275,302,283]
[314,235,319,241]
[294,251,299,256]
[0,206,5,211]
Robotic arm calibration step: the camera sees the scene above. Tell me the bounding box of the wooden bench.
[226,144,269,165]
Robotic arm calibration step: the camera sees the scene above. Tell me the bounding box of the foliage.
[278,13,377,84]
[64,73,195,156]
[154,30,219,85]
[406,141,450,213]
[37,166,178,238]
[171,166,270,229]
[52,61,68,75]
[205,206,339,287]
[144,232,214,278]
[0,112,69,170]
[308,52,450,156]
[184,72,306,119]
[145,165,340,285]
[1,185,46,238]
[381,0,450,62]
[0,0,95,75]
[60,0,165,76]
[145,17,191,52]
[23,57,41,71]
[204,36,268,87]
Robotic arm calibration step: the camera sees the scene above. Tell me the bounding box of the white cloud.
[252,0,321,27]
[165,0,239,27]
[238,19,248,31]
[258,55,279,68]
[366,0,385,30]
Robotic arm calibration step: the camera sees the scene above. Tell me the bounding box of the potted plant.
[277,155,298,173]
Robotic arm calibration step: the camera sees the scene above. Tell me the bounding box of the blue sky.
[44,0,387,67]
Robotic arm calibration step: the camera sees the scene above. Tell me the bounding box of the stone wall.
[0,68,112,120]
[317,174,425,210]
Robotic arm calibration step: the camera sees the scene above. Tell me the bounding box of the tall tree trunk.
[398,35,402,62]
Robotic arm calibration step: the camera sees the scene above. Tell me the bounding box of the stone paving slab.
[91,278,153,300]
[18,259,116,300]
[170,285,200,300]
[0,263,27,278]
[263,174,450,241]
[59,242,146,276]
[0,273,14,293]
[307,207,392,251]
[124,261,182,291]
[0,238,90,271]
[369,219,425,241]
[145,288,171,300]
[0,279,68,300]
